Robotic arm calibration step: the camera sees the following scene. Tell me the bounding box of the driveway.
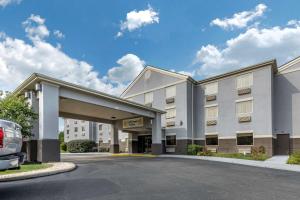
[1,154,300,200]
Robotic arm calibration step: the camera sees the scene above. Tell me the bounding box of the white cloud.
[195,22,300,77]
[22,14,50,42]
[53,30,65,39]
[0,14,145,96]
[117,5,159,37]
[108,54,145,83]
[287,20,300,27]
[0,0,21,7]
[210,4,267,30]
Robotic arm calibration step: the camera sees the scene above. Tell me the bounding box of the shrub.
[60,142,67,151]
[287,152,300,164]
[67,140,96,153]
[251,146,268,160]
[187,144,203,155]
[197,147,213,156]
[258,146,266,154]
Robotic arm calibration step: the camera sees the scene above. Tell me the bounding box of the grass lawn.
[209,153,269,161]
[111,153,157,158]
[287,152,300,164]
[0,163,52,175]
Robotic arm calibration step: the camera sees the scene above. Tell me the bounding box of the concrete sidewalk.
[159,154,300,172]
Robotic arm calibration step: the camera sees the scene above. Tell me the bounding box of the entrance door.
[275,134,290,155]
[137,135,152,153]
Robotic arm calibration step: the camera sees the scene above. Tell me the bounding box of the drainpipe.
[192,82,194,145]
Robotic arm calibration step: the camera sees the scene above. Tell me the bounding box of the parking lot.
[1,154,300,200]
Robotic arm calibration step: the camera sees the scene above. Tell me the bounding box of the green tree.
[0,95,38,137]
[59,131,64,143]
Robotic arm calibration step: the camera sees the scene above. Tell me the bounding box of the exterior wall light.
[24,91,31,99]
[35,83,42,92]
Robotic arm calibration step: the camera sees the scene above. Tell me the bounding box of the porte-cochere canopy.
[13,73,165,162]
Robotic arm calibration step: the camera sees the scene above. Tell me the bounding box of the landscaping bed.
[187,144,269,161]
[287,152,300,164]
[111,154,157,158]
[0,163,51,175]
[209,152,268,161]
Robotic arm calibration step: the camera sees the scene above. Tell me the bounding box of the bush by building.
[187,144,203,155]
[287,152,300,164]
[67,140,96,153]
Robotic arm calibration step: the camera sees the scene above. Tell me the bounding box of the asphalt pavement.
[1,154,300,200]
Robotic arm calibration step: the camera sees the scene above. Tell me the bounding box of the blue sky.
[1,0,300,95]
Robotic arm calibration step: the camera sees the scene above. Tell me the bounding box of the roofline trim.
[12,73,165,114]
[120,65,197,97]
[197,59,277,84]
[278,56,300,72]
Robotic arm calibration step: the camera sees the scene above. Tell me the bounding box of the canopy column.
[151,113,162,154]
[37,82,60,162]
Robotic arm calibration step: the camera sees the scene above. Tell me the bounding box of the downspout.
[192,82,194,145]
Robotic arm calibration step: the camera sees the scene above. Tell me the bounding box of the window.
[144,92,153,104]
[236,100,252,117]
[82,133,85,136]
[74,120,78,124]
[81,120,85,123]
[99,124,103,131]
[74,127,78,132]
[206,106,218,121]
[166,108,176,119]
[82,126,85,131]
[166,135,176,146]
[166,85,176,98]
[237,73,253,89]
[66,130,69,134]
[206,135,218,145]
[205,82,218,95]
[237,133,253,145]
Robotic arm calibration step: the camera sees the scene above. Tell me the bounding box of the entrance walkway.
[265,156,289,164]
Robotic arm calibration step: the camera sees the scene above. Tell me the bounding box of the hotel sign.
[123,117,144,129]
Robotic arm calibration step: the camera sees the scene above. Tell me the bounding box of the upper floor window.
[166,85,176,99]
[205,82,218,95]
[166,108,176,119]
[237,73,253,89]
[82,126,85,131]
[81,120,85,123]
[144,92,153,105]
[206,106,218,121]
[236,100,253,117]
[74,120,78,124]
[66,130,69,134]
[99,124,103,131]
[74,127,78,132]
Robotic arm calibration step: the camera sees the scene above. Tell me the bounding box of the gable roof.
[120,65,197,97]
[278,56,300,74]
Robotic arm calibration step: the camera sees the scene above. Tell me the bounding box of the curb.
[159,155,300,173]
[0,162,76,182]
